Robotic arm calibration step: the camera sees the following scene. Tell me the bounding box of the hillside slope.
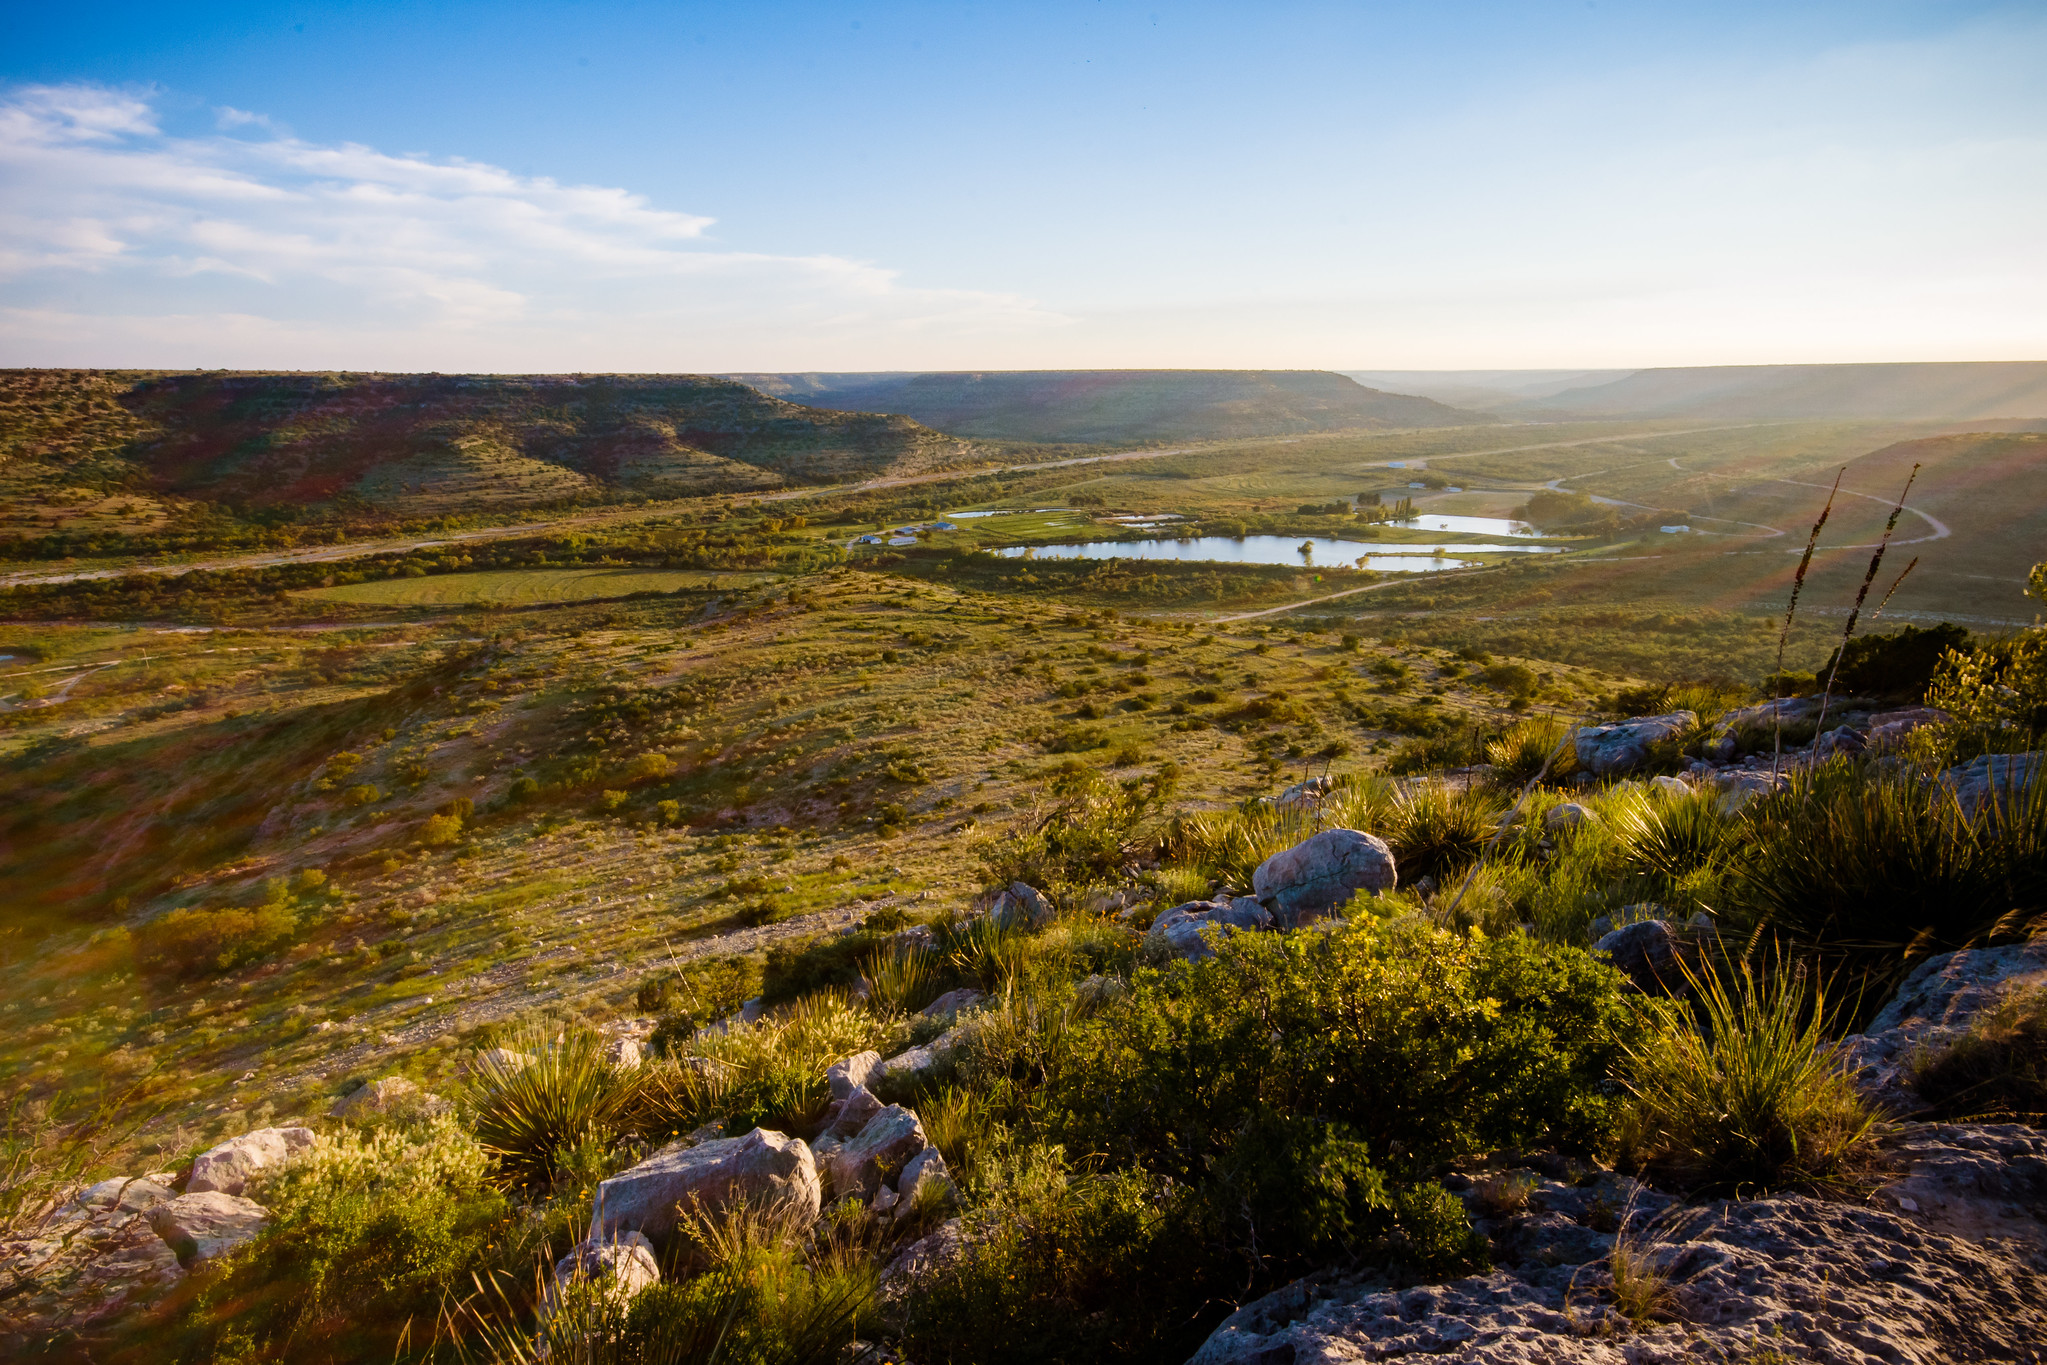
[1516,361,2047,421]
[729,369,1488,442]
[0,370,975,539]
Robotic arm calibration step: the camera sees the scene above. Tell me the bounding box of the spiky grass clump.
[1384,781,1496,884]
[466,1028,647,1191]
[861,938,939,1017]
[1727,762,2047,1000]
[1606,785,1739,912]
[1910,982,2047,1122]
[682,992,886,1136]
[1621,958,1876,1194]
[1484,716,1577,788]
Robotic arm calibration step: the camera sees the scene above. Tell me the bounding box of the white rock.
[187,1127,316,1196]
[147,1191,271,1268]
[1252,829,1397,927]
[593,1128,820,1249]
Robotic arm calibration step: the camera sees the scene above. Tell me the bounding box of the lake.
[1393,513,1542,537]
[995,534,1559,569]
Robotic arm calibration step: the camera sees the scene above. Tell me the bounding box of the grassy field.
[0,567,1614,1159]
[293,566,779,607]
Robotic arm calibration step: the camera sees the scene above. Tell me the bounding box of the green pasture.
[293,567,777,607]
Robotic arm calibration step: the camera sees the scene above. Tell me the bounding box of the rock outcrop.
[1251,828,1397,926]
[551,1231,660,1309]
[592,1128,820,1248]
[1841,939,2047,1114]
[186,1125,316,1196]
[985,882,1054,932]
[824,1104,929,1200]
[1941,751,2043,819]
[1573,711,1696,776]
[147,1191,272,1269]
[1591,919,1682,996]
[1191,1126,2047,1365]
[1143,897,1272,962]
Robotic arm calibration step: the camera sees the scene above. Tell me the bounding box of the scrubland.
[1,404,2044,1363]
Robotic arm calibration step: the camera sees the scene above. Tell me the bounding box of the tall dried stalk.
[1772,470,1844,781]
[1812,464,1921,749]
[1871,556,1919,622]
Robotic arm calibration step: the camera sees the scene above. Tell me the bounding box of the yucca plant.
[466,1028,647,1191]
[861,938,940,1017]
[1726,762,2047,1009]
[1483,716,1576,788]
[1384,781,1496,884]
[1607,786,1738,910]
[1621,955,1876,1194]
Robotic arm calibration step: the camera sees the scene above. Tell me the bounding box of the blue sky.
[3,1,2043,371]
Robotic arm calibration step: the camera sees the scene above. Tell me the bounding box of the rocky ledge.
[1192,1123,2047,1365]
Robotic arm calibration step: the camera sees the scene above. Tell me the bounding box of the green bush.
[1045,920,1633,1270]
[901,1154,1231,1365]
[136,902,296,977]
[156,1121,561,1363]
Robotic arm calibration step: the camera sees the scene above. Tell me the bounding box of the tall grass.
[1621,956,1875,1194]
[1383,781,1496,884]
[678,993,886,1137]
[1483,716,1577,787]
[861,938,939,1016]
[1726,761,2047,1005]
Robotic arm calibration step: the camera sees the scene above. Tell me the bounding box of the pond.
[995,534,1558,569]
[1393,513,1542,537]
[945,508,1072,518]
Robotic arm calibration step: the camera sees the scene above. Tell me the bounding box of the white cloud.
[0,83,1064,369]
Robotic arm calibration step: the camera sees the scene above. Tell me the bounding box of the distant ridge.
[1354,362,2047,422]
[726,369,1488,443]
[0,370,977,522]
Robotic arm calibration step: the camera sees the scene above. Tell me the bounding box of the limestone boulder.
[825,1104,928,1200]
[894,1146,956,1218]
[552,1231,660,1307]
[1573,710,1696,776]
[329,1076,451,1123]
[187,1126,316,1196]
[919,988,987,1019]
[147,1191,271,1268]
[1543,802,1595,833]
[826,1050,882,1100]
[1941,751,2043,819]
[1840,939,2047,1114]
[592,1128,819,1249]
[1143,897,1272,962]
[1592,919,1680,995]
[873,1024,971,1092]
[986,881,1053,932]
[1251,828,1397,927]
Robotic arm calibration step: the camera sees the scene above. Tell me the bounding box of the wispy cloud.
[0,83,1062,369]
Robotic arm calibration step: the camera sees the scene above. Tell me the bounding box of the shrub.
[901,1154,1232,1365]
[465,1028,647,1190]
[1046,920,1633,1271]
[420,812,463,846]
[507,776,541,803]
[1620,957,1875,1194]
[682,993,885,1136]
[626,750,678,782]
[160,1121,556,1363]
[136,902,296,977]
[1820,622,1971,700]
